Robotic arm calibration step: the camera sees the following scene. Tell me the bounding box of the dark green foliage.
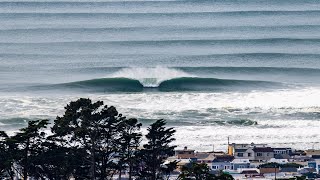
[179,163,234,180]
[29,140,75,180]
[116,118,142,180]
[161,160,178,180]
[0,98,181,180]
[0,131,14,179]
[179,162,215,180]
[9,119,49,179]
[51,98,124,179]
[215,173,234,180]
[137,119,177,180]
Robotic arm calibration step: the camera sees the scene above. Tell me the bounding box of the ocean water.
[1,0,320,151]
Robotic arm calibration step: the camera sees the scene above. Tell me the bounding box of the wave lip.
[110,67,194,87]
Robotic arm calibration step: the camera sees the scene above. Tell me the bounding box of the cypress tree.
[138,119,176,180]
[9,119,49,180]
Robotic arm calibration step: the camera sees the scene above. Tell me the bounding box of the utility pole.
[274,164,277,180]
[227,136,230,154]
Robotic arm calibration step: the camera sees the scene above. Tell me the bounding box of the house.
[305,149,320,156]
[298,167,319,179]
[233,146,274,161]
[252,147,274,161]
[308,159,320,174]
[211,155,234,171]
[298,167,317,174]
[240,169,260,178]
[225,168,261,179]
[274,153,291,160]
[195,152,223,163]
[273,148,293,157]
[291,150,306,156]
[228,143,267,156]
[175,146,195,159]
[229,143,274,162]
[231,159,250,170]
[268,158,288,164]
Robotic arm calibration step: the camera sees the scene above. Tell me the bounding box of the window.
[248,153,251,157]
[212,165,219,170]
[237,153,244,157]
[224,165,230,170]
[257,153,262,157]
[267,153,270,156]
[239,165,245,168]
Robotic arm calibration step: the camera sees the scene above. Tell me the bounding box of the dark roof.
[253,147,274,152]
[212,155,234,163]
[301,168,317,173]
[280,168,298,173]
[274,148,292,150]
[235,149,247,153]
[311,155,320,159]
[175,150,195,152]
[275,154,291,159]
[241,170,259,174]
[195,153,210,159]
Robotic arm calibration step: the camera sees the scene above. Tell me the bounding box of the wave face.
[1,0,320,151]
[46,77,279,93]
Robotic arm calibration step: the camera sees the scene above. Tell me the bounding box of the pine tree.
[137,119,176,180]
[51,98,129,179]
[116,118,142,180]
[0,131,14,179]
[9,119,49,180]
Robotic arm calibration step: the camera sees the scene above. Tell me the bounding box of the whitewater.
[1,0,320,151]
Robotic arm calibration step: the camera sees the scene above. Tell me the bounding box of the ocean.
[1,0,320,151]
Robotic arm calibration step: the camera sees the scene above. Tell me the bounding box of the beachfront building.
[268,158,289,164]
[305,149,320,156]
[175,146,195,159]
[231,159,250,170]
[273,147,293,157]
[252,147,274,161]
[228,143,268,156]
[211,155,234,171]
[308,159,320,174]
[233,147,274,162]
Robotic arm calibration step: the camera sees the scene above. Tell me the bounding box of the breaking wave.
[45,77,280,92]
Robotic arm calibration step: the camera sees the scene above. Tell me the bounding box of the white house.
[268,158,289,164]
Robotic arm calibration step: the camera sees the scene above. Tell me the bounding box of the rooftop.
[212,155,234,163]
[234,149,247,153]
[241,170,259,174]
[175,146,195,152]
[232,159,250,163]
[253,147,274,152]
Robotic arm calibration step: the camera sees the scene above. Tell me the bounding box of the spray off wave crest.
[110,67,192,87]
